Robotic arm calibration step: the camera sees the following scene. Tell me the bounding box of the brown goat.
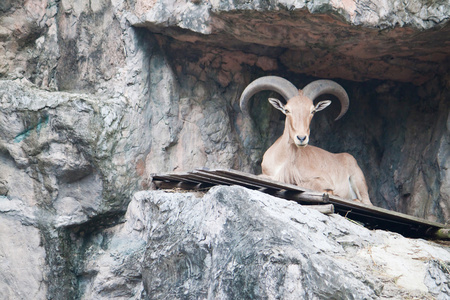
[240,76,372,205]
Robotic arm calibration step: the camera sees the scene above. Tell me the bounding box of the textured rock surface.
[129,0,450,84]
[1,2,449,219]
[78,186,450,299]
[0,213,46,299]
[0,0,449,299]
[0,79,139,215]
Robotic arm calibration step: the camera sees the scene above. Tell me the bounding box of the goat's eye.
[311,110,316,115]
[284,109,290,114]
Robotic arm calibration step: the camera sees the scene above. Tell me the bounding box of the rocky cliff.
[1,0,449,299]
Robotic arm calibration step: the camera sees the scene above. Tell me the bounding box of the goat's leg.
[300,177,334,196]
[258,174,273,180]
[349,172,372,205]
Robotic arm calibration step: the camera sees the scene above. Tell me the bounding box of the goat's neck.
[281,127,307,160]
[277,128,309,185]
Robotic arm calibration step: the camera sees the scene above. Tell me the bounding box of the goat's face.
[240,76,349,146]
[269,94,331,147]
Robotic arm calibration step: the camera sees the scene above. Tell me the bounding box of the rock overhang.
[127,0,450,84]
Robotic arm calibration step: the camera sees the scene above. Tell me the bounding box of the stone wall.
[0,0,449,298]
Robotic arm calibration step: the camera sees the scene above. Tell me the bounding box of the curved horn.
[239,76,299,116]
[302,80,349,120]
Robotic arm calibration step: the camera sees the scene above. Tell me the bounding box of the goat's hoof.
[324,189,334,195]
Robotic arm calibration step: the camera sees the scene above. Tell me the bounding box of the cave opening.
[141,19,449,223]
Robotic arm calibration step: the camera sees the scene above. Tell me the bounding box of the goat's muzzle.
[295,135,309,147]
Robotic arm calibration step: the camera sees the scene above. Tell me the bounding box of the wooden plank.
[192,170,261,188]
[150,168,449,239]
[283,191,329,203]
[153,169,445,227]
[153,171,251,189]
[332,207,440,238]
[212,169,446,229]
[153,180,211,190]
[194,170,284,189]
[196,169,281,190]
[212,169,312,192]
[264,190,329,204]
[196,169,328,204]
[303,204,334,215]
[152,173,202,184]
[328,194,446,228]
[434,229,450,239]
[186,172,243,186]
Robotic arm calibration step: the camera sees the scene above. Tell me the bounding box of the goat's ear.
[268,98,288,114]
[314,100,332,112]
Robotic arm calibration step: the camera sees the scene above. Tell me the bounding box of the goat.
[240,76,372,205]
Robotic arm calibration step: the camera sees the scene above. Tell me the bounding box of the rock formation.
[82,186,450,299]
[0,0,449,299]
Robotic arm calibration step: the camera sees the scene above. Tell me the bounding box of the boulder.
[76,186,450,299]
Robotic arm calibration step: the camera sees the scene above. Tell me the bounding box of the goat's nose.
[296,135,307,143]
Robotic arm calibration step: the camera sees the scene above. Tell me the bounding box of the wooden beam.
[432,228,450,240]
[303,204,335,215]
[150,168,449,239]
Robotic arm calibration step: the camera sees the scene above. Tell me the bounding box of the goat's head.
[239,76,349,147]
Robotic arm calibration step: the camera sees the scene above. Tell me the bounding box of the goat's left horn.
[239,76,299,116]
[302,80,349,120]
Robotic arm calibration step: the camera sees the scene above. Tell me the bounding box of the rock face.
[1,0,449,219]
[54,187,450,299]
[129,0,450,84]
[137,186,449,299]
[0,213,47,299]
[0,0,449,299]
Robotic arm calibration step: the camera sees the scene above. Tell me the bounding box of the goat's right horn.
[239,76,299,116]
[302,80,349,121]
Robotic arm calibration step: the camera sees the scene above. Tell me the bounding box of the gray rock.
[0,214,47,300]
[130,0,450,31]
[127,0,450,83]
[0,1,449,299]
[0,80,128,213]
[77,186,449,299]
[425,260,450,300]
